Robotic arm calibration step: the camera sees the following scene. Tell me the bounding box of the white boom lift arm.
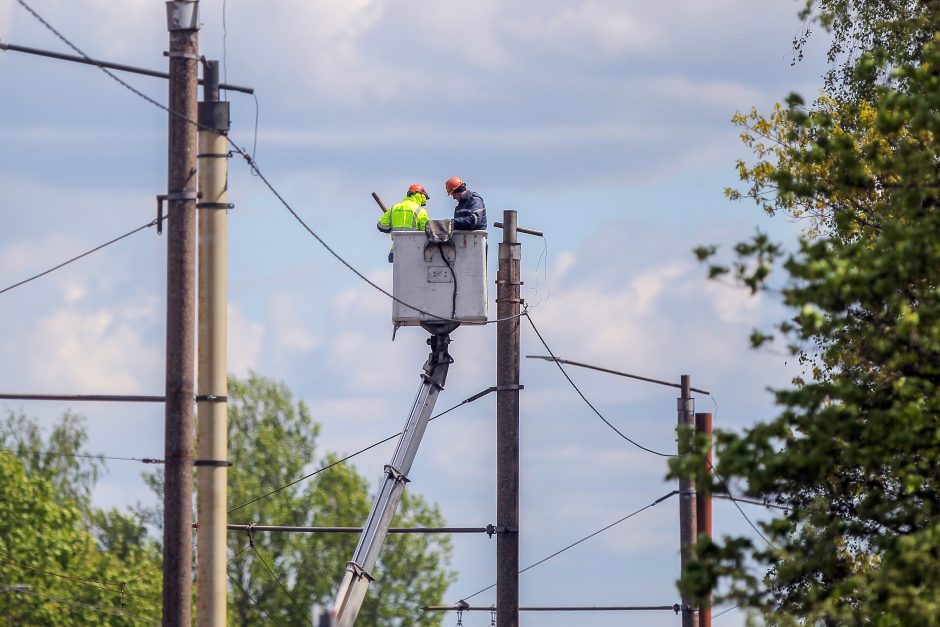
[332,323,457,626]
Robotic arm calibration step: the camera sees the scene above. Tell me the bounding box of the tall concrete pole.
[196,59,230,627]
[678,375,698,627]
[496,210,521,627]
[696,412,713,627]
[163,3,199,626]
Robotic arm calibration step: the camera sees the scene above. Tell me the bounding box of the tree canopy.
[682,5,940,625]
[0,412,163,625]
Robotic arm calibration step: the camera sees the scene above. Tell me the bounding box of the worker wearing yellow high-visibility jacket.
[377,183,431,262]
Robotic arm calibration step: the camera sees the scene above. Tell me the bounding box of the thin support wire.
[0,550,161,601]
[226,571,285,627]
[0,218,161,296]
[459,490,679,602]
[228,386,495,514]
[250,544,312,627]
[1,448,162,464]
[9,588,154,622]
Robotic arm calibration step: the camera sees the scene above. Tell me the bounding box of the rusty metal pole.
[496,210,521,627]
[678,375,698,627]
[196,59,230,627]
[696,412,713,627]
[163,3,199,626]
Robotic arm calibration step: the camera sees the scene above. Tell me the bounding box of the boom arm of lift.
[332,325,456,627]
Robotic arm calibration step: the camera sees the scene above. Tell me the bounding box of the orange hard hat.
[445,176,466,194]
[407,183,429,198]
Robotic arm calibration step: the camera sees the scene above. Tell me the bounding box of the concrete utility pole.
[496,210,522,627]
[696,412,714,627]
[678,375,698,627]
[163,2,199,626]
[196,59,230,627]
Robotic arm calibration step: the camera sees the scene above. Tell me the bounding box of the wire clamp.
[196,202,234,210]
[346,561,374,582]
[384,464,410,484]
[195,394,228,403]
[194,459,232,467]
[246,522,256,549]
[485,524,497,538]
[163,50,201,61]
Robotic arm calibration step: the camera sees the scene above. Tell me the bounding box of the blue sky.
[1,1,833,625]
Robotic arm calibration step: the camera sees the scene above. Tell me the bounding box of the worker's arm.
[416,208,430,231]
[377,209,392,233]
[452,193,486,230]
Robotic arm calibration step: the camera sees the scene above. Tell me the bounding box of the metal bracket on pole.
[196,202,234,210]
[193,459,232,468]
[383,464,410,484]
[164,50,201,61]
[156,195,167,235]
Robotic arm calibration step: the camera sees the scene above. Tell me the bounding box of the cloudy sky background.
[1,1,832,625]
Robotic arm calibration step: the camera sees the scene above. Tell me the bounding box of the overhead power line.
[524,312,676,458]
[1,448,162,465]
[248,542,311,627]
[0,217,162,296]
[527,355,711,395]
[425,603,681,613]
[14,0,527,327]
[9,588,154,623]
[0,40,254,94]
[706,459,777,549]
[459,490,679,602]
[0,550,161,601]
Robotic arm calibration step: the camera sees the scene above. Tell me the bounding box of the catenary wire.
[250,544,312,626]
[524,312,676,458]
[0,217,162,296]
[15,0,525,327]
[10,588,155,624]
[228,386,495,514]
[459,490,679,602]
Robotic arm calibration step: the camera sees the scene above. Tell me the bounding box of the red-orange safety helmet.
[407,183,429,199]
[445,176,466,195]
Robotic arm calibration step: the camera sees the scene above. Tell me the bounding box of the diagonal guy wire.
[459,490,679,602]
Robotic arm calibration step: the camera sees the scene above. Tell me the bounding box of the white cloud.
[28,298,162,392]
[270,291,324,352]
[228,304,264,375]
[505,1,663,61]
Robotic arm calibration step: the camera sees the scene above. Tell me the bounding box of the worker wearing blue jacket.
[445,176,487,230]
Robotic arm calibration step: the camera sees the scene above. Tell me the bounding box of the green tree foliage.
[684,23,940,626]
[159,373,455,625]
[0,412,162,625]
[795,0,940,99]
